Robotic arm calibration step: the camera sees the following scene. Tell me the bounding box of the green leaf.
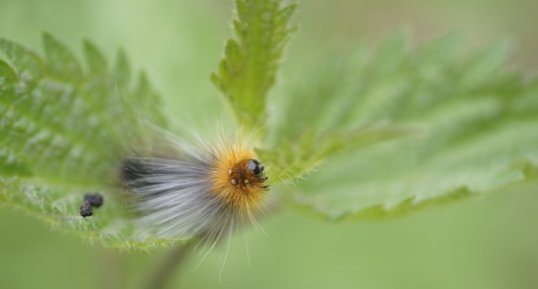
[211,0,296,128]
[2,1,537,249]
[0,38,44,80]
[0,36,168,248]
[43,32,84,80]
[266,35,538,220]
[83,40,107,74]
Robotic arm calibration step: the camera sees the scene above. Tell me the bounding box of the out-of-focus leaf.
[264,36,538,219]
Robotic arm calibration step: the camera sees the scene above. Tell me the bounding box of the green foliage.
[211,0,296,128]
[0,33,167,248]
[1,0,538,249]
[264,35,538,220]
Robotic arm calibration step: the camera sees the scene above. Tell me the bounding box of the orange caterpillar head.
[210,146,268,213]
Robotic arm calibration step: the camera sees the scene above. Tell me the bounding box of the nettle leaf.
[0,33,168,248]
[211,0,296,128]
[266,35,538,220]
[1,0,537,248]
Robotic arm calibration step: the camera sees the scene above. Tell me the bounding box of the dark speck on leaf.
[84,193,104,208]
[79,200,93,217]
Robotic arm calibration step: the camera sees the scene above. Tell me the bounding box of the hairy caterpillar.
[118,134,269,245]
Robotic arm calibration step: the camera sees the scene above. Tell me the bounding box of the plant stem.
[142,241,195,289]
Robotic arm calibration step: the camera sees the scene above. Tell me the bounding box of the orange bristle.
[210,145,267,213]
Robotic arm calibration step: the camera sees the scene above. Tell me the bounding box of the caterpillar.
[118,134,269,245]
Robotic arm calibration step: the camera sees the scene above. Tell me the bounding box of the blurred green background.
[0,0,537,288]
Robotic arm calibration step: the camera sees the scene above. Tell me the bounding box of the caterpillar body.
[119,136,268,244]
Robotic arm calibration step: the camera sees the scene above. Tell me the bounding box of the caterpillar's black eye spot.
[84,193,104,208]
[80,200,93,217]
[247,159,264,176]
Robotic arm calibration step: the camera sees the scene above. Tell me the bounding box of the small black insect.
[79,200,93,217]
[84,193,104,208]
[79,192,104,217]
